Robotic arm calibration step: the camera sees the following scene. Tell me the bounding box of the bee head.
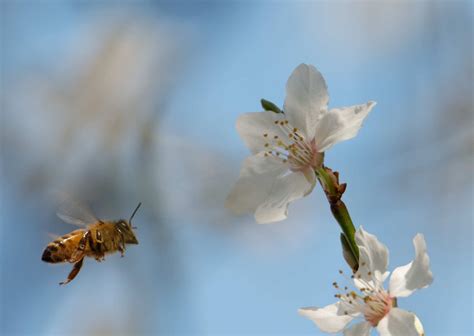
[115,202,141,245]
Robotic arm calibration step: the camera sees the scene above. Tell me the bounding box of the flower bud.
[260,98,283,114]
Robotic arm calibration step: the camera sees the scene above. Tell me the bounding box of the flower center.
[262,118,323,171]
[362,290,393,327]
[333,268,393,327]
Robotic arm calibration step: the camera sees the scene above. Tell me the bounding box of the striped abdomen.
[41,229,85,263]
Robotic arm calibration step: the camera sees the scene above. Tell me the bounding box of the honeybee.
[42,200,141,285]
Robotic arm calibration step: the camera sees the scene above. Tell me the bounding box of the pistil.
[332,268,393,327]
[262,118,322,171]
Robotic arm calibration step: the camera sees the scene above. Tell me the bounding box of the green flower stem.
[316,166,337,195]
[316,167,359,271]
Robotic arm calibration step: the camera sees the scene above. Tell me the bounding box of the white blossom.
[299,227,433,335]
[226,64,375,223]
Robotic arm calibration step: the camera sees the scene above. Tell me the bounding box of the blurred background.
[0,1,472,335]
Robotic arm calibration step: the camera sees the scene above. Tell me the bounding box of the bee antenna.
[129,202,142,225]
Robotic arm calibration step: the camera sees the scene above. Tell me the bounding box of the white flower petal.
[389,234,433,298]
[236,111,287,154]
[376,308,424,336]
[301,167,317,192]
[344,321,371,336]
[298,303,354,333]
[355,227,389,283]
[226,154,287,215]
[254,170,315,224]
[284,64,329,140]
[336,299,361,318]
[414,315,425,336]
[314,101,375,152]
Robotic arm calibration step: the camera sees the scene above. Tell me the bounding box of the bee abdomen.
[42,243,63,263]
[42,233,75,263]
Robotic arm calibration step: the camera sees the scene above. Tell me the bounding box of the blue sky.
[1,1,472,335]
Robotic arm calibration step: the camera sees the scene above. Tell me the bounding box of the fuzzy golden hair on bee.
[42,201,141,285]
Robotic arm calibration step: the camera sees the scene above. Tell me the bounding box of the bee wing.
[56,196,99,227]
[47,232,61,240]
[56,213,91,227]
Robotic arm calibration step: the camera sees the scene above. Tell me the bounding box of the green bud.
[340,233,359,272]
[260,98,283,114]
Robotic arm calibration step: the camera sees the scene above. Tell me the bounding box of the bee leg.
[119,234,126,257]
[95,253,105,262]
[70,230,91,262]
[118,245,125,257]
[59,257,84,285]
[98,231,105,261]
[90,231,105,262]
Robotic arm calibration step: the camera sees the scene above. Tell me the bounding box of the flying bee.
[42,200,141,285]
